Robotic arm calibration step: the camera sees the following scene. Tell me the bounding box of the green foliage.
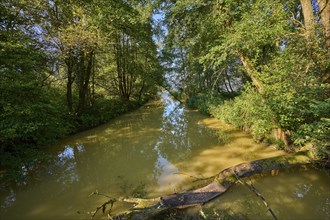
[210,85,276,142]
[75,98,141,131]
[165,0,330,160]
[293,118,330,159]
[0,1,70,154]
[0,0,162,182]
[0,80,69,149]
[0,76,70,182]
[186,93,227,115]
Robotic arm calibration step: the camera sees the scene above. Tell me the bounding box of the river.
[0,91,329,219]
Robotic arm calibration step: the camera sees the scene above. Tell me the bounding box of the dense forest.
[0,0,330,219]
[160,0,329,158]
[0,0,163,179]
[1,0,329,183]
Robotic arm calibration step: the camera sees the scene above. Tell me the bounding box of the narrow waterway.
[0,91,329,219]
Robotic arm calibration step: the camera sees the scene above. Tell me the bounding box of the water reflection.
[295,183,312,199]
[0,91,329,219]
[203,168,330,220]
[55,145,86,185]
[160,91,189,150]
[0,189,16,209]
[153,142,182,192]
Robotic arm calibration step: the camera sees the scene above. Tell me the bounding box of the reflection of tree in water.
[33,105,165,198]
[155,91,218,164]
[54,144,84,185]
[7,91,212,198]
[156,92,191,160]
[1,189,16,209]
[149,91,222,192]
[162,104,189,149]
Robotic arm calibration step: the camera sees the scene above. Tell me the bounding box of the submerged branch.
[234,174,278,220]
[91,151,314,219]
[91,198,116,218]
[88,190,116,218]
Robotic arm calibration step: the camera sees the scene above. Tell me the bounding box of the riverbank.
[0,91,329,220]
[0,97,152,184]
[185,91,329,164]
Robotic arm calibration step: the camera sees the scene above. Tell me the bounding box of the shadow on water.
[0,90,329,219]
[198,167,330,220]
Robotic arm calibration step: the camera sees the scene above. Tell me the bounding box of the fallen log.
[109,151,314,219]
[160,151,312,208]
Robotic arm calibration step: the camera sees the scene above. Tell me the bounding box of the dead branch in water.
[84,152,313,219]
[88,190,116,219]
[234,173,278,220]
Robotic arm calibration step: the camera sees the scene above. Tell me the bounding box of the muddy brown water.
[1,91,329,219]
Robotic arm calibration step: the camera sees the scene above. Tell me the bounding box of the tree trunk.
[76,50,94,115]
[273,128,291,147]
[110,152,313,219]
[225,68,234,92]
[65,51,74,113]
[160,152,310,208]
[317,0,330,51]
[237,51,264,93]
[300,0,318,50]
[138,81,145,103]
[115,31,130,101]
[91,51,96,106]
[317,0,330,83]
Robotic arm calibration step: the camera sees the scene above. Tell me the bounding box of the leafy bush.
[0,79,69,152]
[186,93,226,115]
[0,77,72,182]
[209,85,276,142]
[74,97,142,131]
[293,118,330,159]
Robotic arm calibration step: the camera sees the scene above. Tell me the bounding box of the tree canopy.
[0,0,163,177]
[1,0,329,180]
[160,0,329,158]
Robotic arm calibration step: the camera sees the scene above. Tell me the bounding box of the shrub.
[75,98,141,131]
[209,85,276,141]
[186,93,226,115]
[293,118,330,159]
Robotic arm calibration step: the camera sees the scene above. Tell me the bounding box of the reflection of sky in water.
[56,145,85,185]
[1,189,16,209]
[294,183,312,199]
[58,146,75,160]
[58,144,85,161]
[160,90,190,150]
[161,91,180,117]
[153,141,183,192]
[152,90,188,191]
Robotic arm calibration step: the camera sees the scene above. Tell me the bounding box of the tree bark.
[111,152,313,219]
[76,50,94,115]
[65,50,74,113]
[317,0,330,83]
[300,0,317,45]
[160,152,311,208]
[237,51,264,93]
[317,0,330,51]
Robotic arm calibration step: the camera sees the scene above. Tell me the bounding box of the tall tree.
[317,0,330,51]
[162,0,329,152]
